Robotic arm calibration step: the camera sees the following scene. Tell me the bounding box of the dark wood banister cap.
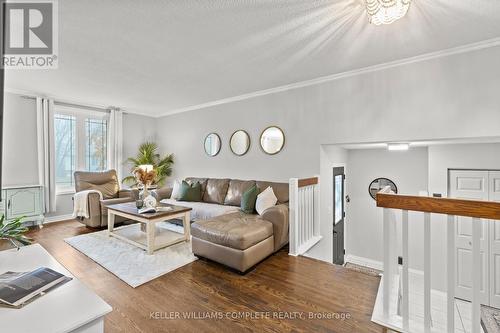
[298,177,319,188]
[376,193,500,220]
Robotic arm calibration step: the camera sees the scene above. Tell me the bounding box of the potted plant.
[122,142,174,187]
[0,215,32,250]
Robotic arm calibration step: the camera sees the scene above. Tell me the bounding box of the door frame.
[331,163,347,264]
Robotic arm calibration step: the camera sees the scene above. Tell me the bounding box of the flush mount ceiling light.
[366,0,411,25]
[387,143,410,151]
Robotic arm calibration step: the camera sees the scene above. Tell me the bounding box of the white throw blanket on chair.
[73,190,103,219]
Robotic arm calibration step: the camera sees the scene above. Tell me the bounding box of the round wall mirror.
[204,133,221,156]
[230,130,250,156]
[260,126,285,155]
[368,178,398,200]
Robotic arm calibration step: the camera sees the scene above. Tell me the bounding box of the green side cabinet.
[0,185,44,227]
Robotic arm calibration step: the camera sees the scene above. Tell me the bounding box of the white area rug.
[65,222,197,288]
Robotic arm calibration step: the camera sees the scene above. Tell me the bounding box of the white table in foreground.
[107,202,192,255]
[0,244,112,333]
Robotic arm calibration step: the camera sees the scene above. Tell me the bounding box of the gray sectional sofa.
[156,177,289,272]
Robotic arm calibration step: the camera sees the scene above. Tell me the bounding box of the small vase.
[139,183,150,200]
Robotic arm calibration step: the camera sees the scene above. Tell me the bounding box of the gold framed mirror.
[204,133,221,156]
[230,130,250,156]
[260,126,285,155]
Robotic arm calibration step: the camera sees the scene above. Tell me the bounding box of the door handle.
[7,200,11,209]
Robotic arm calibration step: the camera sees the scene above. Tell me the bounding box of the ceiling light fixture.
[366,0,411,25]
[387,143,410,151]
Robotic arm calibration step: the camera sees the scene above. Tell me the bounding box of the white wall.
[121,113,158,181]
[2,92,157,218]
[155,91,319,183]
[345,147,429,270]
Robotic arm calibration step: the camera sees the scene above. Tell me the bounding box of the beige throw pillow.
[255,186,278,215]
[171,179,182,200]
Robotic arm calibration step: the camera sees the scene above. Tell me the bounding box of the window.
[85,118,107,172]
[54,114,76,190]
[334,174,343,224]
[54,105,108,193]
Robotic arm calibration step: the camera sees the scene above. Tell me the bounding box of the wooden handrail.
[298,177,318,188]
[377,193,500,220]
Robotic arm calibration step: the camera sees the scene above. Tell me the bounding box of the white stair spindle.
[302,188,306,243]
[301,189,305,244]
[472,218,481,333]
[311,187,314,238]
[447,215,455,333]
[424,212,431,333]
[307,187,311,241]
[314,177,320,237]
[402,210,409,332]
[383,208,391,318]
[288,178,299,256]
[299,189,303,246]
[310,187,314,238]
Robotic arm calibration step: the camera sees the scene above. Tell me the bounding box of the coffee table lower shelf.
[107,205,191,255]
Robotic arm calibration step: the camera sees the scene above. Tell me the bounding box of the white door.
[449,170,489,305]
[489,171,500,308]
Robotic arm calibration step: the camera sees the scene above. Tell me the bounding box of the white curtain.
[107,108,123,181]
[36,98,57,213]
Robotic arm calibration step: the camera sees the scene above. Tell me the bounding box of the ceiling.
[5,0,500,117]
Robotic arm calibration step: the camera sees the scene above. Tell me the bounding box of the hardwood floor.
[24,220,383,333]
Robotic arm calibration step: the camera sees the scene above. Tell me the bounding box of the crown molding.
[3,87,155,117]
[158,37,500,118]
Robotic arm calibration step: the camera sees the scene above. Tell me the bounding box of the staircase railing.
[372,190,500,333]
[288,177,321,256]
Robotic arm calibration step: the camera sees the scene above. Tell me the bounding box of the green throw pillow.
[241,185,258,214]
[178,180,202,202]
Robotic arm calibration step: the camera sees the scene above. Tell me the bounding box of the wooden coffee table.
[107,202,192,255]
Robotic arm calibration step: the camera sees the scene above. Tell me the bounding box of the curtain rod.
[20,95,114,113]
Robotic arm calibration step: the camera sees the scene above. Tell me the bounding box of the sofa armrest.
[101,197,134,207]
[154,187,173,201]
[261,204,289,251]
[118,188,139,200]
[85,192,103,227]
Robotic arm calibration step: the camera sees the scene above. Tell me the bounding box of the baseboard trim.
[43,214,74,224]
[345,254,383,271]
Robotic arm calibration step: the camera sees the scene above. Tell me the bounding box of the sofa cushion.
[178,180,202,202]
[256,181,288,204]
[241,185,258,214]
[224,179,256,206]
[203,178,230,204]
[191,212,273,250]
[170,180,182,200]
[74,170,119,199]
[161,198,239,221]
[185,177,208,197]
[255,186,278,215]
